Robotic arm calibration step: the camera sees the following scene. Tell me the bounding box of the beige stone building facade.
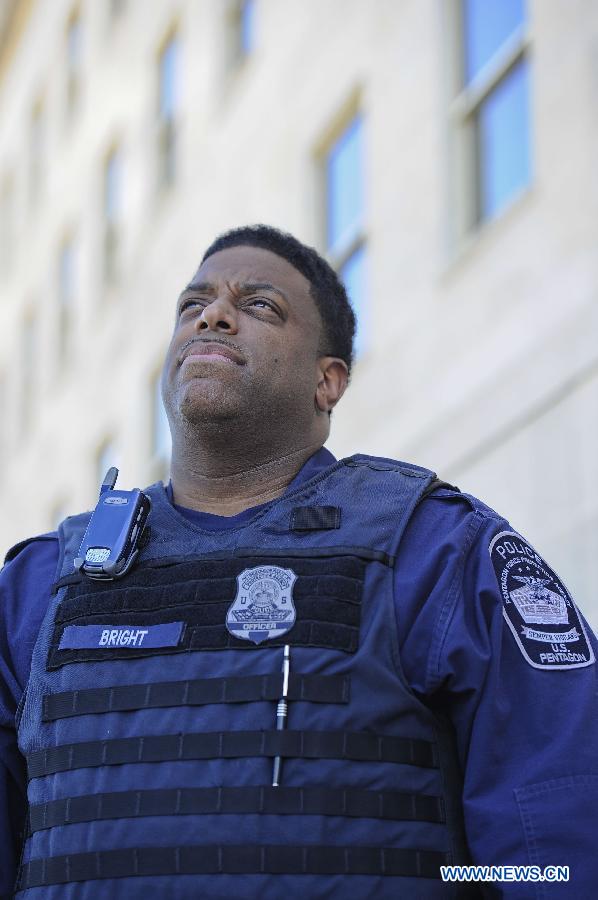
[1,0,597,626]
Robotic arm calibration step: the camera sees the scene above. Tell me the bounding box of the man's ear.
[315,357,349,415]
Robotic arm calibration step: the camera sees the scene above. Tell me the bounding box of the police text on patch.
[489,531,594,671]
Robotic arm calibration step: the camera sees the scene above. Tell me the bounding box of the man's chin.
[180,402,239,426]
[177,389,241,427]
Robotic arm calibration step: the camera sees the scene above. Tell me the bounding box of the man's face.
[162,245,329,434]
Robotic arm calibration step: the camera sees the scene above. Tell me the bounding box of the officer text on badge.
[226,565,297,645]
[489,531,594,670]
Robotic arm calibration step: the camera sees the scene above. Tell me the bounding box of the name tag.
[58,622,185,650]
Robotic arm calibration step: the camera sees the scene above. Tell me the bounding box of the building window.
[66,9,82,119]
[325,114,367,359]
[0,175,14,279]
[29,99,44,206]
[230,0,256,61]
[157,33,178,189]
[150,370,171,481]
[58,238,75,365]
[103,147,121,284]
[20,312,36,435]
[452,0,531,231]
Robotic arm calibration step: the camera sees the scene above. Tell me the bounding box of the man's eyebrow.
[237,282,289,303]
[180,281,290,304]
[180,281,216,297]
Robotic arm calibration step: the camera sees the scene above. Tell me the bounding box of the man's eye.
[179,299,204,315]
[247,297,276,311]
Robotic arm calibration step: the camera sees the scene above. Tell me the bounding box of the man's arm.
[396,491,598,895]
[0,537,58,899]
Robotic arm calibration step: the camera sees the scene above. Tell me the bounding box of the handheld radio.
[74,467,151,580]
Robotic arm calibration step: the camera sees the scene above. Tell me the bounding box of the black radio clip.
[74,467,151,581]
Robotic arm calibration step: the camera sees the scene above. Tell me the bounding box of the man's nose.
[195,296,239,334]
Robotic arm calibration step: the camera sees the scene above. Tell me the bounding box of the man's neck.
[169,440,325,516]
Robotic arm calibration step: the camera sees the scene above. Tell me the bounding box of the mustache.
[177,336,245,364]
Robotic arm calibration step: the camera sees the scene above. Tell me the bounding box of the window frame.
[156,28,179,191]
[102,144,122,285]
[29,96,44,207]
[65,7,82,121]
[446,0,532,241]
[320,106,368,360]
[57,234,76,367]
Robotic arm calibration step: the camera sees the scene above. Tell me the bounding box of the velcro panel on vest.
[18,844,450,887]
[47,556,366,670]
[289,506,340,530]
[27,730,438,779]
[28,784,445,833]
[42,673,350,721]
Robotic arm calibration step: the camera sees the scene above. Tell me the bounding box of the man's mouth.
[180,340,245,366]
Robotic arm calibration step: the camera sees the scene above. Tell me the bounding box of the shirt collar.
[165,445,337,530]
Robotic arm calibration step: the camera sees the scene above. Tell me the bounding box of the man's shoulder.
[3,508,92,569]
[424,483,506,523]
[348,452,506,522]
[343,453,436,479]
[3,531,59,566]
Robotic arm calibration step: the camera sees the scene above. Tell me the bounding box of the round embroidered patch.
[489,531,595,670]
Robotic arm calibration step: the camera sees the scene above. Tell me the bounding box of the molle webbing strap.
[52,548,392,594]
[289,506,341,531]
[27,730,438,779]
[42,674,350,721]
[18,844,449,887]
[28,785,446,833]
[48,556,367,668]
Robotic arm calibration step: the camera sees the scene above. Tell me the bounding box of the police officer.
[1,225,597,899]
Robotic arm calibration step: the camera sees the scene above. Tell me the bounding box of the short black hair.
[201,224,356,380]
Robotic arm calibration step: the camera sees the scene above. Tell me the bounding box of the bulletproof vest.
[15,454,473,899]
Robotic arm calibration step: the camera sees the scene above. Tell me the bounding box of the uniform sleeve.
[396,494,598,896]
[0,538,58,900]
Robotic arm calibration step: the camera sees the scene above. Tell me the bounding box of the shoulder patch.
[489,531,595,671]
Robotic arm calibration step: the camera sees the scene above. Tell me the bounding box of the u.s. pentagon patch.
[489,531,595,670]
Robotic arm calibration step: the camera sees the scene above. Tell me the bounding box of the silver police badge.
[226,565,297,645]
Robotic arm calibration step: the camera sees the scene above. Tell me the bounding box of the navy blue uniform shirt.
[1,447,597,897]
